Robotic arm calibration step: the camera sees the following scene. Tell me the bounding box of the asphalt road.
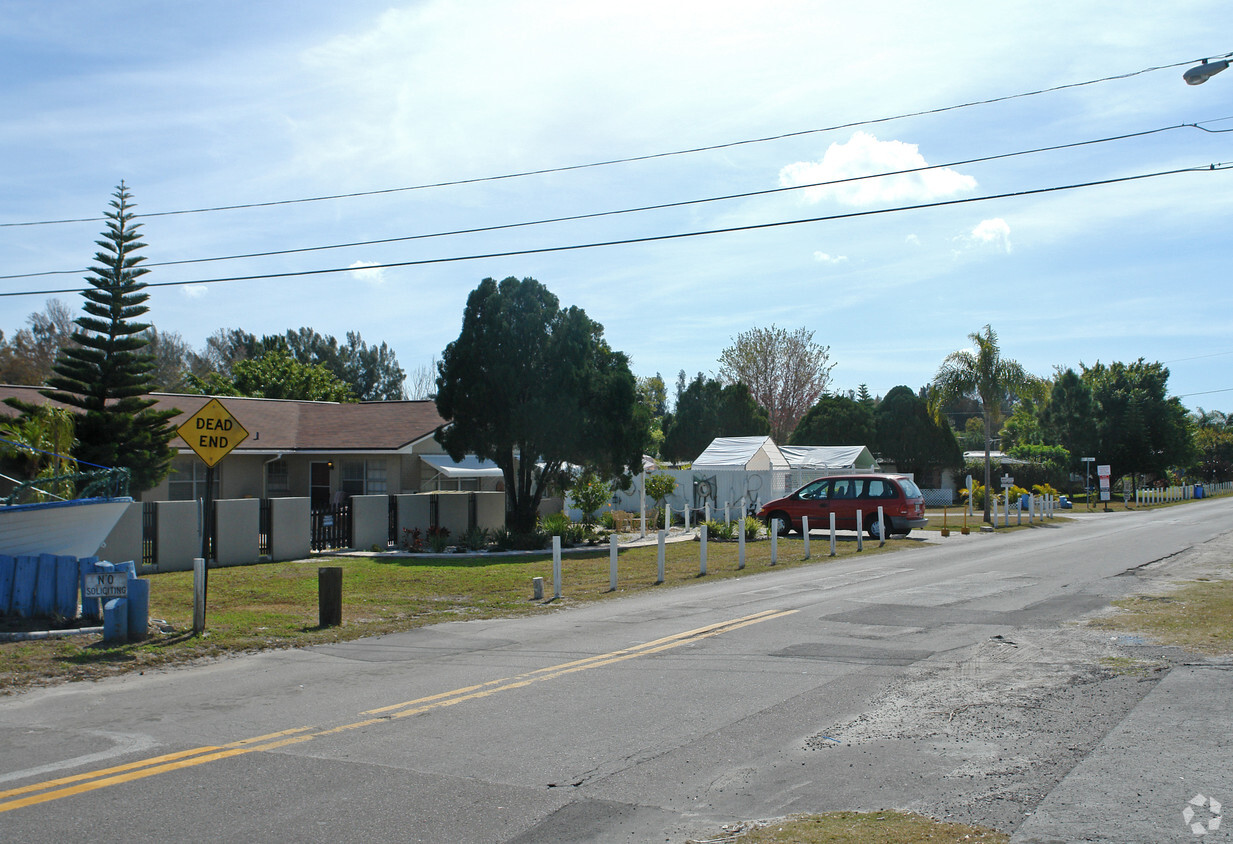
[1,498,1229,843]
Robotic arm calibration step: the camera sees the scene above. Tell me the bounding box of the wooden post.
[318,566,342,627]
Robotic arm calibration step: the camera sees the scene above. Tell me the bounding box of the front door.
[310,462,332,510]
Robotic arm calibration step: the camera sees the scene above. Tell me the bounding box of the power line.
[0,123,1206,282]
[0,54,1212,229]
[2,163,1225,299]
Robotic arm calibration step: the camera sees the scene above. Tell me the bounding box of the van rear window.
[898,478,923,498]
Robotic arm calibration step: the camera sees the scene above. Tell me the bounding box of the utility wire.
[2,163,1226,299]
[0,123,1207,282]
[0,55,1213,229]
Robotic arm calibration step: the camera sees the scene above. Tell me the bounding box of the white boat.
[0,497,134,559]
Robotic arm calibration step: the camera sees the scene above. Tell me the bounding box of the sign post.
[1097,464,1112,511]
[1081,457,1095,511]
[177,399,249,632]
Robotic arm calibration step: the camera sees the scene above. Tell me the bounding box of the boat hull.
[0,498,134,559]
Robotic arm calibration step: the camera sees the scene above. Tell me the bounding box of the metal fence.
[311,503,351,552]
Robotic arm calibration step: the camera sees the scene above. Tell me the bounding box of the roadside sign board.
[1097,464,1112,502]
[83,572,128,599]
[177,398,249,468]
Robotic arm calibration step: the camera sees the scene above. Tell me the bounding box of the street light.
[1183,57,1230,85]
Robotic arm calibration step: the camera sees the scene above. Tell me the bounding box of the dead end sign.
[177,398,250,467]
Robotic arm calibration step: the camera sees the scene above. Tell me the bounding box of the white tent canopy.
[420,454,504,479]
[779,445,877,471]
[692,436,788,471]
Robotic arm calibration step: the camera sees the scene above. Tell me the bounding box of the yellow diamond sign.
[177,398,249,468]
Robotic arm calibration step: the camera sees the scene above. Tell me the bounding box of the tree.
[141,326,203,392]
[932,325,1040,523]
[660,375,769,463]
[29,184,178,493]
[718,325,834,442]
[194,327,406,400]
[406,356,441,400]
[0,404,77,500]
[873,385,961,482]
[190,347,355,401]
[1082,359,1193,491]
[0,298,76,385]
[637,373,668,457]
[643,471,677,527]
[1192,408,1233,483]
[435,277,649,533]
[570,470,612,526]
[789,394,876,446]
[1039,368,1099,479]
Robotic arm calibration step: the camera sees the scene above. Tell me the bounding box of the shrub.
[427,525,451,553]
[539,511,572,538]
[571,471,612,526]
[462,526,490,551]
[741,515,762,541]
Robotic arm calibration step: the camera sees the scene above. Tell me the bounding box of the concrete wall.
[104,501,145,571]
[214,498,260,567]
[269,497,310,561]
[435,491,471,537]
[154,500,201,572]
[395,494,431,548]
[474,492,504,532]
[351,494,390,550]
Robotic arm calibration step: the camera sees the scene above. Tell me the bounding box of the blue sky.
[2,1,1232,412]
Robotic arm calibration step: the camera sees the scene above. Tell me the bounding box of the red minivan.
[758,474,928,539]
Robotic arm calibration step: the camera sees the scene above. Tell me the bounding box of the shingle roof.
[0,385,446,454]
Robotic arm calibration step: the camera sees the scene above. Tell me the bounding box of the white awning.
[779,445,876,470]
[420,454,504,479]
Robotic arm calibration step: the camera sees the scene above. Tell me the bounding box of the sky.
[2,1,1232,413]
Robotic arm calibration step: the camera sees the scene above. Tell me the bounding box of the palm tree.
[933,325,1039,523]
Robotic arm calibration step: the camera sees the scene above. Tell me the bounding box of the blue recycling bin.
[1195,484,1205,499]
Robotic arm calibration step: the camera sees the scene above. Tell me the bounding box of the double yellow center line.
[0,608,795,812]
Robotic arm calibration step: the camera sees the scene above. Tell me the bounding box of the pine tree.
[40,183,178,493]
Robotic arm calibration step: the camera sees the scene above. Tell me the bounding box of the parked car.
[757,474,928,539]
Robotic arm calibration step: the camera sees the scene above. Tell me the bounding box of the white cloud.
[779,131,977,206]
[966,218,1012,253]
[813,251,848,264]
[349,260,386,285]
[905,234,922,247]
[181,285,209,299]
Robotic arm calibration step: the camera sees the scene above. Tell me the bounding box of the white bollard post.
[724,503,730,525]
[770,520,778,565]
[705,503,711,524]
[829,512,836,556]
[700,524,708,575]
[802,515,810,559]
[684,503,690,531]
[609,533,618,591]
[193,556,206,634]
[656,529,666,584]
[856,510,864,551]
[877,506,885,547]
[738,516,746,569]
[552,536,562,599]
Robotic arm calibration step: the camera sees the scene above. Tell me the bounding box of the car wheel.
[867,515,886,539]
[769,511,793,535]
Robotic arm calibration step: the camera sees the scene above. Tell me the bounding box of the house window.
[340,459,387,497]
[167,456,219,501]
[266,460,290,496]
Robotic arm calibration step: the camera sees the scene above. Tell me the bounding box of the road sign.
[1001,474,1014,489]
[177,398,249,467]
[83,572,128,599]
